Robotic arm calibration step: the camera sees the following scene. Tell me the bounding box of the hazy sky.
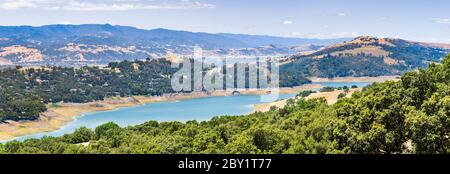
[0,0,449,43]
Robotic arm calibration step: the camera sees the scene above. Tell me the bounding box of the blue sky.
[0,0,449,43]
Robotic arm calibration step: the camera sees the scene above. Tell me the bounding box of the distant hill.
[0,24,345,66]
[281,36,449,79]
[216,33,349,47]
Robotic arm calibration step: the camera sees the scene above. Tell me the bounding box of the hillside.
[281,36,449,79]
[2,54,450,154]
[0,24,343,66]
[0,57,310,122]
[0,58,180,122]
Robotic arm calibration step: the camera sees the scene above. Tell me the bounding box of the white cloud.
[432,18,450,24]
[337,12,346,17]
[331,32,358,37]
[283,20,293,25]
[0,0,216,11]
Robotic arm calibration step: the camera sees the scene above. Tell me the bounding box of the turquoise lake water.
[4,82,372,142]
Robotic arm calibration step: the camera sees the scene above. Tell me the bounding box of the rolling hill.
[280,36,449,80]
[0,24,345,66]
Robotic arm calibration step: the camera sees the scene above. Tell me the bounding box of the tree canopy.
[1,55,449,154]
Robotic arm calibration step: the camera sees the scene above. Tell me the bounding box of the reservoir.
[6,82,372,142]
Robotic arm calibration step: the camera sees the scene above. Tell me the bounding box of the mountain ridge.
[0,24,349,66]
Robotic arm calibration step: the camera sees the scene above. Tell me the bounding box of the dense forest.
[0,58,178,122]
[0,92,47,122]
[1,54,449,154]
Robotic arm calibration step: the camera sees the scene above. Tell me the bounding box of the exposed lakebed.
[5,82,372,142]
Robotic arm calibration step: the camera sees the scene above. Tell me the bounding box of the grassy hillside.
[2,54,449,154]
[281,36,448,78]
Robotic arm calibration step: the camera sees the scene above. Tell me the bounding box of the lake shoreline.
[253,88,362,112]
[254,75,400,113]
[0,76,400,142]
[0,84,321,141]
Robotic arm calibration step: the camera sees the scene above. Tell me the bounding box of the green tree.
[66,127,95,144]
[95,122,121,139]
[337,93,347,99]
[225,134,260,154]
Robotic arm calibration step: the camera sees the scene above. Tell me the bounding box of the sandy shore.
[306,88,360,105]
[254,99,289,113]
[253,76,400,113]
[0,84,321,141]
[254,88,361,112]
[254,76,400,113]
